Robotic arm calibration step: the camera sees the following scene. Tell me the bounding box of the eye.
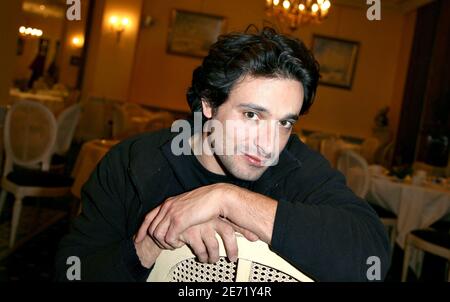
[244,111,259,120]
[279,120,294,129]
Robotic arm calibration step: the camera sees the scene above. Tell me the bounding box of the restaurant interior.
[0,0,449,282]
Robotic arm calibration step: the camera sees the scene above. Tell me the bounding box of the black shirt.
[161,138,253,192]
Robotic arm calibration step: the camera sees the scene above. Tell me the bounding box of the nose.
[254,120,279,158]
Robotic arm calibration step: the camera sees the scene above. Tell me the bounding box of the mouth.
[243,153,265,166]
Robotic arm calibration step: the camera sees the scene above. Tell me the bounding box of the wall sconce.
[109,15,130,43]
[71,35,84,48]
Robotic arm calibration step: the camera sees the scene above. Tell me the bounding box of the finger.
[164,215,189,249]
[185,231,208,263]
[202,229,220,264]
[148,201,170,237]
[165,227,184,249]
[153,217,174,250]
[215,221,238,262]
[135,207,160,243]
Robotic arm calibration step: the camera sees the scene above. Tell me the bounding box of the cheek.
[277,134,291,154]
[224,120,250,144]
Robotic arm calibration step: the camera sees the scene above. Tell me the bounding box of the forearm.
[222,184,277,244]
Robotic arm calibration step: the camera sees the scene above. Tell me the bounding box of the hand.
[135,183,232,246]
[133,232,162,269]
[178,217,259,263]
[135,204,259,264]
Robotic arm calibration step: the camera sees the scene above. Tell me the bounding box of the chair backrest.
[54,104,81,155]
[305,132,336,152]
[360,137,380,164]
[336,149,370,198]
[148,233,314,282]
[3,100,57,174]
[144,111,174,132]
[320,137,346,168]
[379,141,394,168]
[112,104,125,138]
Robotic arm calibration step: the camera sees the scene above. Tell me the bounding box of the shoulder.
[284,134,330,171]
[105,128,174,170]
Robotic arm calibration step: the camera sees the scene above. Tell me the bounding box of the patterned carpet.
[0,198,71,281]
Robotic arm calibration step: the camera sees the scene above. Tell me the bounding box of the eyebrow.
[238,103,299,121]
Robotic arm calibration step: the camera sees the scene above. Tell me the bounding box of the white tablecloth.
[9,89,65,114]
[368,175,450,247]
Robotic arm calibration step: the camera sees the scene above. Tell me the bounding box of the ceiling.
[333,0,435,13]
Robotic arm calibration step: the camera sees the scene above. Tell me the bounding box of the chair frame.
[336,149,370,199]
[54,103,81,155]
[148,233,314,282]
[0,101,70,247]
[401,230,450,282]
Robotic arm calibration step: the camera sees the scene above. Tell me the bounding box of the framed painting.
[167,9,227,58]
[311,35,360,89]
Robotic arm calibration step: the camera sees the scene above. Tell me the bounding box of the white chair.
[0,101,73,247]
[402,229,450,282]
[143,111,174,132]
[112,103,155,139]
[148,233,314,282]
[54,104,81,156]
[336,149,370,198]
[320,137,346,168]
[304,132,330,152]
[360,137,380,164]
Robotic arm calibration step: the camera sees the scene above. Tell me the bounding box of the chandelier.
[265,0,331,31]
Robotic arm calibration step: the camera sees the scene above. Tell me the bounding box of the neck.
[190,132,226,175]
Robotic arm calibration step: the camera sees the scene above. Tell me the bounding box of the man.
[55,27,390,281]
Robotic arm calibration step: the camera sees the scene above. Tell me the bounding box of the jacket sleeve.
[271,158,390,282]
[54,145,151,281]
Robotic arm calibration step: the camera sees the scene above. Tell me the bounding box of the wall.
[14,12,64,82]
[129,0,417,139]
[0,1,23,106]
[58,0,90,89]
[76,0,143,140]
[81,0,143,102]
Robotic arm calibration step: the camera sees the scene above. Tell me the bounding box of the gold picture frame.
[312,35,360,89]
[167,9,227,58]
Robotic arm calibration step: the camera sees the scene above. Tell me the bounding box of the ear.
[201,99,213,119]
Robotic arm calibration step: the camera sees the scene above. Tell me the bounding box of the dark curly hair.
[186,26,320,123]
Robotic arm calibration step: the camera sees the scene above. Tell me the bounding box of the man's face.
[202,75,304,181]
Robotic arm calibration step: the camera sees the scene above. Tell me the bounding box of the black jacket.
[55,128,390,281]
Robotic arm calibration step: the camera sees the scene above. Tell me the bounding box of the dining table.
[367,170,450,276]
[9,88,66,115]
[367,173,450,248]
